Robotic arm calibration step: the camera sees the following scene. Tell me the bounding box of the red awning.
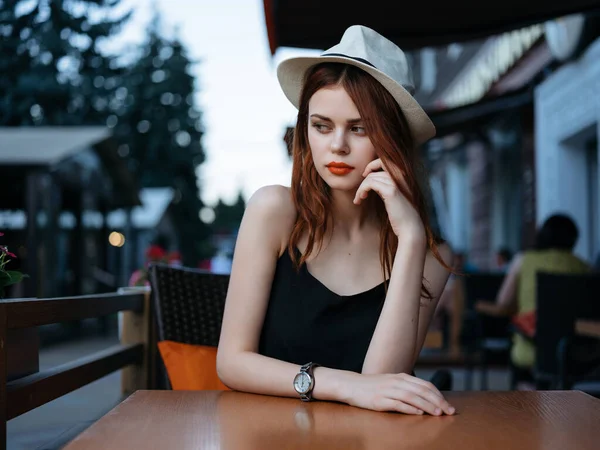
[263,0,600,53]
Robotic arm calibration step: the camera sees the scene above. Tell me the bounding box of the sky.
[111,0,322,207]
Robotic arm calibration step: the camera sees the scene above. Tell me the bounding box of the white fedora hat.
[277,25,436,146]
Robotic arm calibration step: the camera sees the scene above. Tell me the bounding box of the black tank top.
[258,248,386,373]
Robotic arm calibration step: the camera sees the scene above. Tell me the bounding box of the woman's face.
[307,86,377,192]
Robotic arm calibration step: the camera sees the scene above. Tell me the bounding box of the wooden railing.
[0,291,152,450]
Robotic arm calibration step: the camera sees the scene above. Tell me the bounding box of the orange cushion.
[157,340,230,391]
[512,311,537,339]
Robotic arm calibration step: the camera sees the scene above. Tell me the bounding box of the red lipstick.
[326,162,354,176]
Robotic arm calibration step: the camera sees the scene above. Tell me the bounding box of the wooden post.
[24,173,39,298]
[0,304,8,450]
[120,291,151,396]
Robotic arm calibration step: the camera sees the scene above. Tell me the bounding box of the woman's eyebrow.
[310,114,362,124]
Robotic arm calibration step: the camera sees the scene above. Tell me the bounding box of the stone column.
[468,140,493,270]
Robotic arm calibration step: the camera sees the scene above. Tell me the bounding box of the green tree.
[211,191,246,234]
[0,0,130,125]
[0,0,42,124]
[73,0,131,125]
[116,15,210,264]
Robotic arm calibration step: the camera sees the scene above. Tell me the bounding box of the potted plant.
[0,232,28,299]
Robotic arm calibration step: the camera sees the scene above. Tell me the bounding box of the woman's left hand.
[354,158,424,239]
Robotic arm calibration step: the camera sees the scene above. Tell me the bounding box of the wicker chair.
[149,264,229,346]
[149,264,230,389]
[149,263,453,391]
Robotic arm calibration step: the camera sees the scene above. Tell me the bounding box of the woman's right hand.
[342,372,456,416]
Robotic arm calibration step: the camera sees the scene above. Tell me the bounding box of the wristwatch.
[293,362,319,401]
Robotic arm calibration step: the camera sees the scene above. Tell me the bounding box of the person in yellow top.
[476,214,590,388]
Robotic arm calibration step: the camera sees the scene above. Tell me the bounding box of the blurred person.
[476,214,590,389]
[495,247,513,273]
[453,251,478,274]
[217,26,455,416]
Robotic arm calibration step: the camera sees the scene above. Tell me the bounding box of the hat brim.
[277,55,436,146]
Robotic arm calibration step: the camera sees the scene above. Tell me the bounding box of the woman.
[476,214,590,387]
[217,25,455,416]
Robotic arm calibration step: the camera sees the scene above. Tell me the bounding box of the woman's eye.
[312,123,329,132]
[351,126,366,134]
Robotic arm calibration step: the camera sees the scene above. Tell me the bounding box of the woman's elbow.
[216,348,234,386]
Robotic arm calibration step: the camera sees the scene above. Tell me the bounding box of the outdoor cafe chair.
[462,273,511,390]
[149,264,229,389]
[535,272,600,396]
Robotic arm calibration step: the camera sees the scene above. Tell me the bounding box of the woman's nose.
[330,130,349,154]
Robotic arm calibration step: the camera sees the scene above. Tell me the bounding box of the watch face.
[293,372,312,394]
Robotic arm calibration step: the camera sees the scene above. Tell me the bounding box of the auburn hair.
[287,63,447,299]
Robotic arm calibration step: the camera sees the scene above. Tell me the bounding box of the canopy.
[263,0,600,53]
[0,127,141,210]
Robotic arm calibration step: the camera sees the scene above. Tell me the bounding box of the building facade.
[535,36,600,262]
[426,24,547,269]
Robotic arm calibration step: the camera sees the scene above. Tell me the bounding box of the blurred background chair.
[535,272,600,396]
[462,273,511,390]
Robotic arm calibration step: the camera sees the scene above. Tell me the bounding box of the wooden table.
[65,390,600,449]
[575,320,600,338]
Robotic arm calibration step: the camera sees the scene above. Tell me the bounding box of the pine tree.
[118,19,204,186]
[211,191,246,234]
[0,1,42,124]
[117,15,211,264]
[73,0,131,125]
[0,0,130,125]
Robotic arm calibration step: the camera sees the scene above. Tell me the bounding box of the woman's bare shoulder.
[247,185,295,219]
[427,241,453,267]
[246,185,297,254]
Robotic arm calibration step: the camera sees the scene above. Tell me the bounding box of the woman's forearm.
[362,233,427,374]
[217,351,356,402]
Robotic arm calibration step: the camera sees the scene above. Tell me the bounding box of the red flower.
[146,245,167,261]
[167,251,182,263]
[0,246,16,259]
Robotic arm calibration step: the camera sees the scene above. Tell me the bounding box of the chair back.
[463,273,505,311]
[149,264,229,346]
[536,272,600,380]
[462,273,509,345]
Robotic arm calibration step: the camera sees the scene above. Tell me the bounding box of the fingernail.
[435,408,441,415]
[449,407,455,414]
[417,410,424,415]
